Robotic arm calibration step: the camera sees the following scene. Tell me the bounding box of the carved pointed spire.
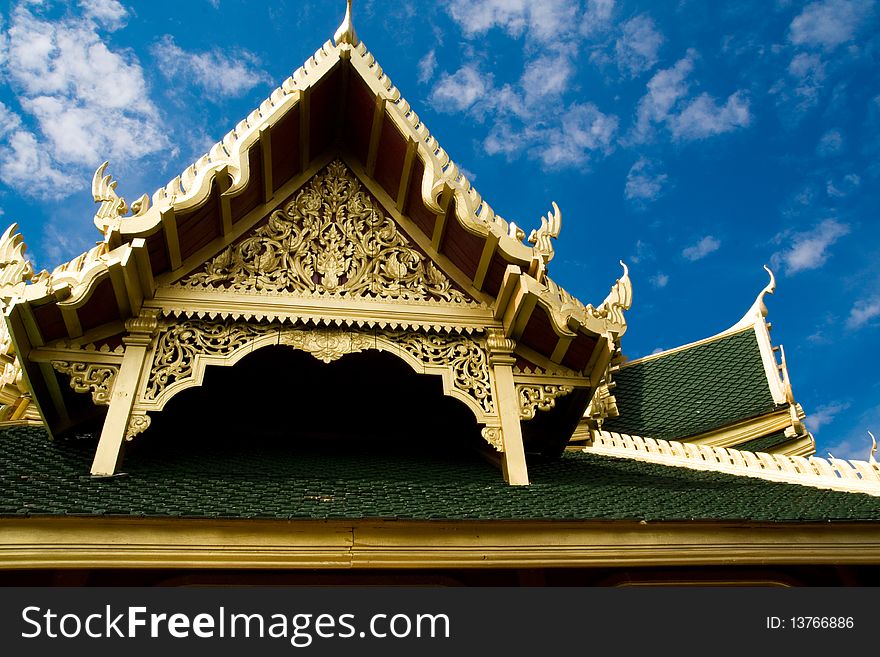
[595,261,633,327]
[334,0,359,46]
[729,265,776,332]
[528,201,562,264]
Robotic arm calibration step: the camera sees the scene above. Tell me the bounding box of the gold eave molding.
[587,431,880,496]
[148,289,495,334]
[1,517,879,570]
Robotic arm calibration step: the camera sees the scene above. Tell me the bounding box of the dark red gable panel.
[31,302,66,343]
[78,278,120,333]
[343,72,375,166]
[440,200,481,280]
[176,181,220,262]
[520,306,562,360]
[308,64,343,161]
[269,105,301,192]
[404,157,433,235]
[562,333,599,373]
[230,146,264,223]
[374,115,407,200]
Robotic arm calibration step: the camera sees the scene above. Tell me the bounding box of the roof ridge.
[586,430,880,497]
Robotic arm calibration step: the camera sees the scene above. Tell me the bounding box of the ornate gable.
[176,160,474,305]
[0,4,634,487]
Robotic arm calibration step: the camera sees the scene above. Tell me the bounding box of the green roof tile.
[1,426,879,522]
[603,328,778,441]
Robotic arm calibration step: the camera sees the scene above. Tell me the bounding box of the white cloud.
[847,298,880,329]
[633,50,750,142]
[614,14,664,76]
[0,4,169,199]
[520,53,574,102]
[783,52,827,112]
[625,157,668,204]
[809,401,851,432]
[446,0,580,44]
[770,219,850,274]
[0,102,23,138]
[0,129,77,199]
[633,50,695,140]
[670,91,750,140]
[682,235,721,261]
[418,49,437,84]
[826,173,860,197]
[650,272,669,288]
[430,65,492,114]
[152,35,271,98]
[581,0,615,35]
[816,128,843,155]
[789,0,874,51]
[629,239,653,264]
[539,103,618,168]
[78,0,128,31]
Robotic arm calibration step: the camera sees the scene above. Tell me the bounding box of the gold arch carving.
[136,320,497,440]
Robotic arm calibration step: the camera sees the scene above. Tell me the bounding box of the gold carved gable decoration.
[178,160,474,304]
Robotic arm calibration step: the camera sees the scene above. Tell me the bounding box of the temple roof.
[1,426,878,522]
[603,328,777,440]
[586,267,813,457]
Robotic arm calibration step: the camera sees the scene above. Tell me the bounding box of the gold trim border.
[1,518,879,570]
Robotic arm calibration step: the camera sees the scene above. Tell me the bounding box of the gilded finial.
[729,264,777,332]
[756,264,776,318]
[334,0,359,46]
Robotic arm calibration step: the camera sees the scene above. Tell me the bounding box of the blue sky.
[0,0,877,459]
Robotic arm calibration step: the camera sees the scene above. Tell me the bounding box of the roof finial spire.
[334,0,359,46]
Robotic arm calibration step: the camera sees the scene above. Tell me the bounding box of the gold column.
[487,330,529,486]
[90,309,159,476]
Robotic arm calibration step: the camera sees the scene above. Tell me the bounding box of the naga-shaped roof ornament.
[528,201,562,265]
[870,431,877,465]
[92,162,150,239]
[0,224,35,305]
[728,265,776,332]
[334,0,359,46]
[593,261,632,328]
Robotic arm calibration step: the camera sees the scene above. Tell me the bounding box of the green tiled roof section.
[736,431,795,454]
[1,427,879,522]
[603,328,778,441]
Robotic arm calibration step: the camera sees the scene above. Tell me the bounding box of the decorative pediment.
[177,160,474,305]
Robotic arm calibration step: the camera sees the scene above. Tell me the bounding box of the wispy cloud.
[151,35,271,98]
[670,92,750,140]
[847,297,880,329]
[0,3,169,199]
[809,401,851,432]
[446,0,580,43]
[418,49,437,84]
[581,0,616,36]
[682,235,721,261]
[771,219,851,274]
[614,14,664,77]
[788,0,875,51]
[625,157,668,205]
[631,50,750,143]
[440,1,619,170]
[816,128,844,155]
[650,272,669,288]
[826,173,860,197]
[79,0,129,30]
[430,66,492,113]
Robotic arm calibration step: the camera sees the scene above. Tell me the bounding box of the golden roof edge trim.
[585,430,878,497]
